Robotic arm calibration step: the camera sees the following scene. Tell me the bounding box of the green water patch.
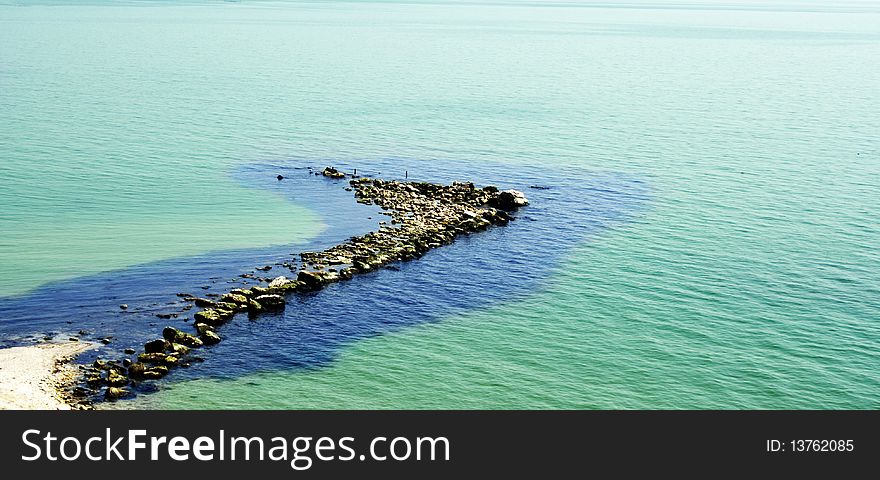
[0,173,322,297]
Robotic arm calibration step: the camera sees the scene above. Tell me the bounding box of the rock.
[194,309,223,325]
[297,270,326,290]
[122,358,132,368]
[247,298,263,315]
[162,327,204,348]
[322,166,345,179]
[270,280,302,294]
[142,366,169,379]
[352,260,372,272]
[268,276,290,288]
[229,288,253,298]
[193,298,217,308]
[194,323,214,336]
[277,175,284,180]
[144,339,170,354]
[482,208,511,225]
[127,362,147,378]
[119,304,128,310]
[101,338,112,345]
[124,348,136,355]
[256,265,272,271]
[488,189,529,210]
[201,331,221,345]
[137,353,168,364]
[163,355,180,366]
[218,293,248,305]
[105,387,128,400]
[339,267,356,280]
[107,370,128,387]
[215,301,241,313]
[170,343,190,355]
[254,294,285,311]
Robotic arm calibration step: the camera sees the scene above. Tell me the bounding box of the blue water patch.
[0,158,650,388]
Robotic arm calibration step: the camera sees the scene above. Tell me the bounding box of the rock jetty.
[77,168,529,403]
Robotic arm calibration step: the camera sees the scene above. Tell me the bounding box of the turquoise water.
[1,1,878,409]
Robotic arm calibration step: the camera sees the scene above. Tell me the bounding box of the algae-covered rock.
[194,309,223,325]
[229,288,253,298]
[170,343,190,355]
[107,370,128,387]
[105,387,128,400]
[142,365,169,379]
[201,331,221,345]
[247,298,262,315]
[137,353,168,364]
[194,323,214,336]
[162,327,204,348]
[218,293,248,306]
[254,294,285,311]
[193,298,217,308]
[127,362,147,378]
[322,166,345,179]
[297,270,326,290]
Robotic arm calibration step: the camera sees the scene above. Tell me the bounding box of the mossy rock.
[194,309,223,325]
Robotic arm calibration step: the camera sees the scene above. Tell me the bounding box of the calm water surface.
[0,1,877,409]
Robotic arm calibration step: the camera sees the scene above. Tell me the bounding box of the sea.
[0,0,877,409]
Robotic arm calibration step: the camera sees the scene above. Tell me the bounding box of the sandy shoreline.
[0,342,93,410]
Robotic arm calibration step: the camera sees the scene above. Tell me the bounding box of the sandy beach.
[0,342,93,410]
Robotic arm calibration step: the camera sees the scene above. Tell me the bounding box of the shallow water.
[1,1,878,409]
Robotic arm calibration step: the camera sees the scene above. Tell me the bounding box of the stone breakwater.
[76,168,529,405]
